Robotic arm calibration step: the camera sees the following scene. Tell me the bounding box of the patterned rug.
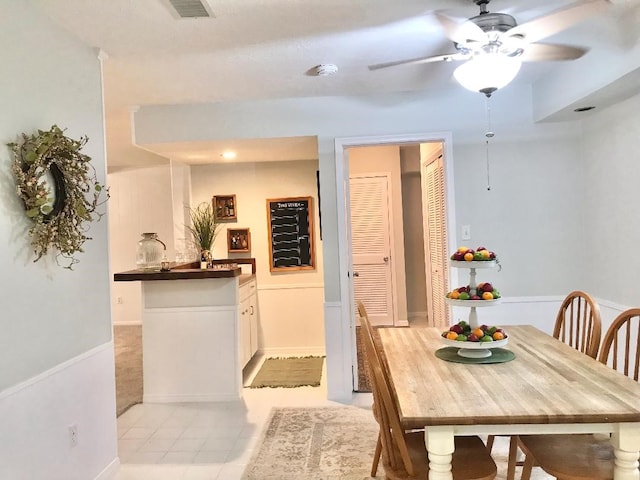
[242,406,380,479]
[242,406,553,480]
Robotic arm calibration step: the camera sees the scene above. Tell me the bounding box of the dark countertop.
[114,264,241,282]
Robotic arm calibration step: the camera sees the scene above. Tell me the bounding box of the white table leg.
[424,426,455,480]
[611,422,640,480]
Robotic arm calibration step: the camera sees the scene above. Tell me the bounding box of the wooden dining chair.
[517,308,640,480]
[357,300,497,480]
[486,290,603,480]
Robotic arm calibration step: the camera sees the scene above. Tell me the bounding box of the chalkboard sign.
[267,196,315,272]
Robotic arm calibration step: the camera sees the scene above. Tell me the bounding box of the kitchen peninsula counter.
[113,259,258,403]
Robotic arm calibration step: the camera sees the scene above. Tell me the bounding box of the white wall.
[400,146,428,317]
[580,91,640,307]
[0,1,116,477]
[452,136,586,297]
[108,165,175,325]
[190,159,325,355]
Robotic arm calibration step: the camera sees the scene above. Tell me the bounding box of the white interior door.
[422,151,450,328]
[350,174,394,326]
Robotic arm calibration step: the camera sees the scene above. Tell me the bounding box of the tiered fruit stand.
[446,260,501,329]
[444,260,503,358]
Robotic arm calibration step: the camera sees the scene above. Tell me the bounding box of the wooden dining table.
[377,325,640,480]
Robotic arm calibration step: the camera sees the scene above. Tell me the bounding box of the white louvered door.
[423,155,450,328]
[350,174,394,326]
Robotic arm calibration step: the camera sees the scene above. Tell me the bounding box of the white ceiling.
[33,0,640,164]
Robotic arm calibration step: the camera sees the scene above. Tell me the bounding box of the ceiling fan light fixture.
[453,53,522,96]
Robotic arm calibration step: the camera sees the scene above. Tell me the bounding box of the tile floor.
[114,357,373,480]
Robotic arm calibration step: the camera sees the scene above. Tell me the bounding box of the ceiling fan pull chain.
[484,96,494,191]
[485,139,492,191]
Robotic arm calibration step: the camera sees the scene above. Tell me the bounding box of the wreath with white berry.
[8,125,108,269]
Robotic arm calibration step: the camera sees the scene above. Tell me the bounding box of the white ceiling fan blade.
[435,12,486,45]
[520,43,589,62]
[368,53,466,71]
[505,0,608,44]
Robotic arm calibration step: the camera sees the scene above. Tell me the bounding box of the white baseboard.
[395,319,409,327]
[113,321,142,326]
[260,346,326,358]
[95,458,120,480]
[143,392,241,403]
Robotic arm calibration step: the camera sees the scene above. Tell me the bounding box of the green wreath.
[8,125,108,269]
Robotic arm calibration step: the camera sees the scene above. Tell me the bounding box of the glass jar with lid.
[136,233,166,271]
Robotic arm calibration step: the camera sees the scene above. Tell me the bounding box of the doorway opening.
[334,132,457,393]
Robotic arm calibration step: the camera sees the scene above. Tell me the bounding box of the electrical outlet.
[117,296,123,304]
[461,224,471,240]
[69,424,78,447]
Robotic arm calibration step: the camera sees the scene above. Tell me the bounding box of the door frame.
[334,132,457,392]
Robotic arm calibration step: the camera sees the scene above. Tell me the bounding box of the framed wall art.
[213,194,237,221]
[228,228,251,253]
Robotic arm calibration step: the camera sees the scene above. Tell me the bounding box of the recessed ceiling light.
[221,151,236,160]
[574,106,596,112]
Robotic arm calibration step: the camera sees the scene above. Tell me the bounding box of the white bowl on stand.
[441,337,509,358]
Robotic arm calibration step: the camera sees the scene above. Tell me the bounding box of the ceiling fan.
[369,0,608,96]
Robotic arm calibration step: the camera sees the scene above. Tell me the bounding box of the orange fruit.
[457,246,469,253]
[482,291,494,300]
[480,250,491,259]
[450,290,460,299]
[446,331,458,340]
[472,328,484,338]
[492,331,505,341]
[464,252,474,261]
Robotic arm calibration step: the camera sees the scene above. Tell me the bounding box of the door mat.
[249,356,324,388]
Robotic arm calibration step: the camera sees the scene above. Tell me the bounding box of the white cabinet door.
[239,296,251,367]
[249,291,258,357]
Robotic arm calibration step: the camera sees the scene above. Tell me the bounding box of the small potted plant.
[186,202,220,266]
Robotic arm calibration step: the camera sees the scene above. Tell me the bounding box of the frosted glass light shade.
[454,54,522,96]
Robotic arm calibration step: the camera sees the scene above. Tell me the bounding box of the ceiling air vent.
[164,0,214,18]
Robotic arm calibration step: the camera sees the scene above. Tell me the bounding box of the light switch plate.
[461,224,471,240]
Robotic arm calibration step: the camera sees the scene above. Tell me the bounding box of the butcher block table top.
[378,325,640,428]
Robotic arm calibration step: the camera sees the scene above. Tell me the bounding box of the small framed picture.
[213,194,237,221]
[228,228,251,253]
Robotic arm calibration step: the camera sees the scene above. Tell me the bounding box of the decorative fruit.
[442,321,507,342]
[482,283,493,293]
[472,328,484,338]
[482,291,494,300]
[459,292,470,300]
[463,252,474,261]
[450,324,463,334]
[449,290,460,299]
[470,295,481,300]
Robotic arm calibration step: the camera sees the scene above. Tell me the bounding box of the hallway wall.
[0,2,117,478]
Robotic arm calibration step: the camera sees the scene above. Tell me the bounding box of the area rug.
[241,406,381,479]
[114,325,143,416]
[241,406,553,480]
[249,356,324,388]
[355,325,372,392]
